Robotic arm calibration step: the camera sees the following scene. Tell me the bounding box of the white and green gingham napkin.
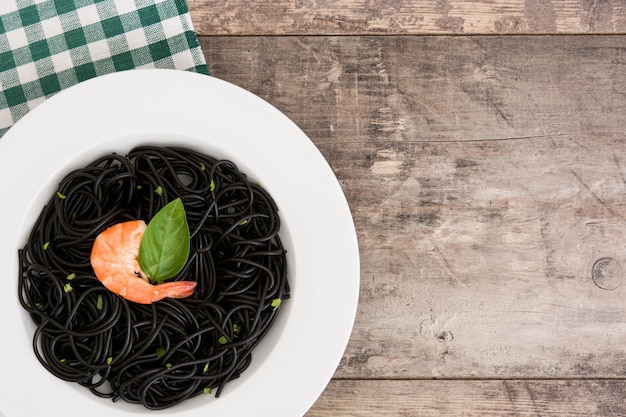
[0,0,209,137]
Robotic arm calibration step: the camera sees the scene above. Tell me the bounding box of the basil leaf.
[138,198,190,284]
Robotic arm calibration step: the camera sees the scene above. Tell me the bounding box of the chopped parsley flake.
[217,336,227,345]
[155,185,163,196]
[66,273,76,280]
[210,179,216,192]
[106,357,113,365]
[203,362,210,373]
[233,323,241,334]
[166,363,172,369]
[96,294,104,311]
[156,347,166,359]
[204,387,212,395]
[199,161,206,171]
[239,219,249,226]
[43,242,50,250]
[271,298,282,311]
[56,191,67,199]
[64,283,73,293]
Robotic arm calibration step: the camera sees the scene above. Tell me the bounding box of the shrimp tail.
[152,281,197,302]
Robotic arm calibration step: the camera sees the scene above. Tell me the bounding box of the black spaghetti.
[18,146,289,409]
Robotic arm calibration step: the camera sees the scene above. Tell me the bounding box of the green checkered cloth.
[0,0,209,137]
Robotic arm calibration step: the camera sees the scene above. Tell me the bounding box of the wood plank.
[200,35,626,379]
[201,35,626,144]
[189,0,626,35]
[335,135,626,379]
[305,380,626,416]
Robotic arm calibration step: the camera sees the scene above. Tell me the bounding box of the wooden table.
[189,2,626,415]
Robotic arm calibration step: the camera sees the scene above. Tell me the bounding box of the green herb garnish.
[138,198,190,284]
[66,273,76,280]
[210,179,215,192]
[271,298,282,311]
[96,294,104,311]
[64,283,73,293]
[106,357,113,365]
[156,347,166,359]
[155,185,163,196]
[56,191,67,199]
[43,242,50,250]
[217,336,227,345]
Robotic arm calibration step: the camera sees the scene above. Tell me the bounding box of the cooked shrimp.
[90,220,196,304]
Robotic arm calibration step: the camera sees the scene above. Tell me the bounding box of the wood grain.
[338,134,626,379]
[189,0,626,35]
[305,380,626,416]
[202,35,626,143]
[201,35,626,381]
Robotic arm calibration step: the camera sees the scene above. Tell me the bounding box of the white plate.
[0,69,359,417]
